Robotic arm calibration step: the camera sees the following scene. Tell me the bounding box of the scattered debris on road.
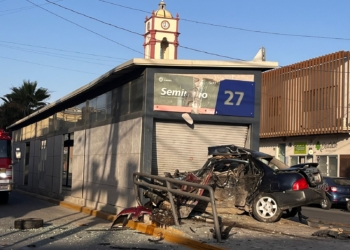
[312,229,350,240]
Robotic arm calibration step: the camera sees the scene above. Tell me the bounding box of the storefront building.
[260,51,350,178]
[260,135,350,177]
[8,59,277,214]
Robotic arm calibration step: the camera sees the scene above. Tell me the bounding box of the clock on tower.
[143,1,180,60]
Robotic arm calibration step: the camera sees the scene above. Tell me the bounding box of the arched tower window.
[160,38,169,59]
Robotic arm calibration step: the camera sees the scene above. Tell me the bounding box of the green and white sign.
[294,142,306,154]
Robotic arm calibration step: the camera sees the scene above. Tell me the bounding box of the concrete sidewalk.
[12,189,350,250]
[1,190,188,250]
[13,190,222,250]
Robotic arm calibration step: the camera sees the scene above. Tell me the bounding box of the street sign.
[214,80,255,117]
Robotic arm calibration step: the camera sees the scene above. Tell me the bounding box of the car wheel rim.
[321,199,328,208]
[256,197,278,218]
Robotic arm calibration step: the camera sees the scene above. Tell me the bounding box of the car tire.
[320,197,331,210]
[252,194,282,223]
[346,201,350,212]
[14,218,43,229]
[0,192,9,204]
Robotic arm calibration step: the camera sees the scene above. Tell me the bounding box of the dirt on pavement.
[168,212,350,249]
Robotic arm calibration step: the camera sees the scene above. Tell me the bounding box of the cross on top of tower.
[155,1,172,18]
[159,1,166,10]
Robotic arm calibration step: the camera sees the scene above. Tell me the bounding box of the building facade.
[260,51,350,178]
[9,58,277,214]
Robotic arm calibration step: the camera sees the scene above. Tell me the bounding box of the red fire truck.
[0,129,13,204]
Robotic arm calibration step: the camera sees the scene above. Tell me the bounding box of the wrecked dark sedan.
[113,145,326,226]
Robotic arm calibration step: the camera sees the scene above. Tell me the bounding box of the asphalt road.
[0,191,188,250]
[301,205,350,225]
[1,191,350,250]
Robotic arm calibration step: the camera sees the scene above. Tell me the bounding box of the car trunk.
[278,163,323,187]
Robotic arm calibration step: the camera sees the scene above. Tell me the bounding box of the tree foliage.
[0,80,51,130]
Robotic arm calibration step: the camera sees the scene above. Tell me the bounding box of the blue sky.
[1,0,349,104]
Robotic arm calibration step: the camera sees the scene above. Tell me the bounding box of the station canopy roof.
[7,58,278,129]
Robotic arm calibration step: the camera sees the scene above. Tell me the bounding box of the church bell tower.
[144,1,180,59]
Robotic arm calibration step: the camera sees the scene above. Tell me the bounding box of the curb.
[13,189,226,250]
[58,200,117,222]
[126,220,225,250]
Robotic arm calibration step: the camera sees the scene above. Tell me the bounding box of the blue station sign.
[214,80,255,117]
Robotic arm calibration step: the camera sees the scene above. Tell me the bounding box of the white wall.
[70,117,143,214]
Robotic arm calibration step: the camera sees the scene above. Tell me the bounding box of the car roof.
[208,144,273,158]
[241,148,273,158]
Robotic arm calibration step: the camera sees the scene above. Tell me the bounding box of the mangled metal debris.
[111,206,152,228]
[113,144,327,241]
[312,229,350,240]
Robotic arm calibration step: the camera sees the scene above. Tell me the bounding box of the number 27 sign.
[214,80,255,117]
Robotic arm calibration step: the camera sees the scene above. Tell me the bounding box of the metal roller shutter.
[152,121,248,176]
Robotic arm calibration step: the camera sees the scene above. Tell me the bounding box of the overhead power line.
[180,20,350,41]
[179,45,242,60]
[0,40,127,62]
[8,0,347,74]
[0,0,62,17]
[45,0,143,36]
[98,0,148,14]
[26,0,144,56]
[99,0,350,41]
[0,44,117,66]
[0,56,100,75]
[44,0,245,61]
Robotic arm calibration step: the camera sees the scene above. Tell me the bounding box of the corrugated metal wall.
[152,122,248,175]
[261,51,350,138]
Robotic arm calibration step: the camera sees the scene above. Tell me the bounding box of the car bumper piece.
[273,188,325,210]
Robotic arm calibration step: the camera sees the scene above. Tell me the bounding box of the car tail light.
[293,178,309,191]
[330,186,338,192]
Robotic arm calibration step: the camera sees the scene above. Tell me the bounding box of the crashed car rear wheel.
[252,194,282,223]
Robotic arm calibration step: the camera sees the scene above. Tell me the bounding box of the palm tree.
[2,80,50,117]
[0,80,50,129]
[0,103,20,129]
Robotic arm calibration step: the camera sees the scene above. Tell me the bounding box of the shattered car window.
[257,157,290,170]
